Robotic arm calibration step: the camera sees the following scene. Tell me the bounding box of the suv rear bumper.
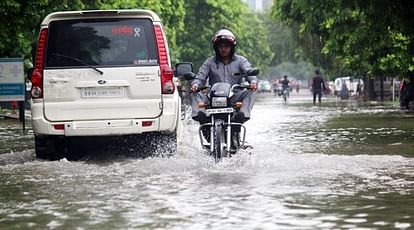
[31,97,180,136]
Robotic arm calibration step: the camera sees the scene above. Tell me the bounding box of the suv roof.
[41,9,161,25]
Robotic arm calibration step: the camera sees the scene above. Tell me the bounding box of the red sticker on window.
[112,26,133,36]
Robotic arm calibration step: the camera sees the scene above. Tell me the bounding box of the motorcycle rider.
[190,29,257,145]
[280,75,290,97]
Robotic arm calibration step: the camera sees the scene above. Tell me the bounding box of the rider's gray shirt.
[191,54,257,87]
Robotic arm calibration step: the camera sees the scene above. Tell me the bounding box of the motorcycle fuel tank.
[209,82,231,97]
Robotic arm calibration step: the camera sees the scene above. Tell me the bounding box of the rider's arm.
[191,57,213,88]
[322,77,327,91]
[239,56,257,84]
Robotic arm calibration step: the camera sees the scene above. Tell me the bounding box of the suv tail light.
[154,24,175,94]
[31,28,48,99]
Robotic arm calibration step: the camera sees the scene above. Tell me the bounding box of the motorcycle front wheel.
[213,122,226,162]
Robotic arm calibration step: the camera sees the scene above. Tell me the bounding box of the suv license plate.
[206,108,234,116]
[81,87,125,98]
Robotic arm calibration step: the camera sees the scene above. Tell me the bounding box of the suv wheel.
[35,136,66,160]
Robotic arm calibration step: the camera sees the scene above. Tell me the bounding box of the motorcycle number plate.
[206,108,234,116]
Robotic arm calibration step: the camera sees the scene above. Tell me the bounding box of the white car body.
[30,10,181,159]
[334,76,363,96]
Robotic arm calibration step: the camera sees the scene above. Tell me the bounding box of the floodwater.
[1,92,414,229]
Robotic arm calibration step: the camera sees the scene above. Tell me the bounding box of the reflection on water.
[0,119,33,155]
[0,94,413,229]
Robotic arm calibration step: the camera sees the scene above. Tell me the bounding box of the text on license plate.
[206,108,234,116]
[81,87,125,98]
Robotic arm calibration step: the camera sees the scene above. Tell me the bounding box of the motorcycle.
[176,64,258,162]
[282,87,289,103]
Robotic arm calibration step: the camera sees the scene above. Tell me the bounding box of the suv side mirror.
[175,62,193,77]
[247,68,259,76]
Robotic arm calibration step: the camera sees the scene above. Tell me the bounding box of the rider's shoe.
[198,111,209,124]
[232,112,245,123]
[193,111,209,123]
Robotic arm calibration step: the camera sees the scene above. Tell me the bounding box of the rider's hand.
[191,84,199,92]
[250,82,257,91]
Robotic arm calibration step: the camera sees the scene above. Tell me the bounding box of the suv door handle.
[49,77,69,83]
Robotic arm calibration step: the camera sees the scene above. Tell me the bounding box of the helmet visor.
[214,35,235,45]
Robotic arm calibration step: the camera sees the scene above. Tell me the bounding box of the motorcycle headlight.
[211,97,227,107]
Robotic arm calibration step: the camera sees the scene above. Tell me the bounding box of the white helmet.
[211,29,237,47]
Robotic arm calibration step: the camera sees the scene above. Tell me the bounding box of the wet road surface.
[1,92,414,229]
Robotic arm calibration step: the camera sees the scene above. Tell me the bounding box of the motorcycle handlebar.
[231,84,253,91]
[181,86,210,93]
[183,84,253,93]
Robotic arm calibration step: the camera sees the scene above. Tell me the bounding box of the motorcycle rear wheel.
[283,90,288,102]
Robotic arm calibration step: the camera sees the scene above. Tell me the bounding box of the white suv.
[29,10,181,160]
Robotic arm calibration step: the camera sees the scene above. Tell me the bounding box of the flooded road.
[1,93,414,229]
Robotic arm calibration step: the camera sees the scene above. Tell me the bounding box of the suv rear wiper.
[49,53,104,75]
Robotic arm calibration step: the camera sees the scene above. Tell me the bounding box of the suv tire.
[35,136,65,160]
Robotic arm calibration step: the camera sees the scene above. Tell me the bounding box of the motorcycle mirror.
[247,68,259,76]
[183,72,196,81]
[175,62,193,77]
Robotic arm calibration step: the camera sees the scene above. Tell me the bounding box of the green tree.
[0,0,274,77]
[177,0,273,76]
[0,0,85,60]
[272,0,414,77]
[260,12,302,66]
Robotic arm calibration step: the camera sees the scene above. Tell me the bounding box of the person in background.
[356,81,363,97]
[279,75,290,99]
[311,69,326,106]
[280,75,290,93]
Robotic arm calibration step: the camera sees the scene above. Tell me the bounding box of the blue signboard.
[0,83,24,95]
[0,58,24,101]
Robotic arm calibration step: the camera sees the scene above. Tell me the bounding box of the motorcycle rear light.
[235,102,243,109]
[198,102,205,108]
[53,124,65,130]
[142,121,153,127]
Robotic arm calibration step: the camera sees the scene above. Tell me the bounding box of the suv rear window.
[45,18,158,67]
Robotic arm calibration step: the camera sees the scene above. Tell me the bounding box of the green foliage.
[272,0,414,77]
[0,0,273,78]
[0,0,84,59]
[176,0,273,77]
[264,18,301,65]
[236,10,273,77]
[269,61,318,80]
